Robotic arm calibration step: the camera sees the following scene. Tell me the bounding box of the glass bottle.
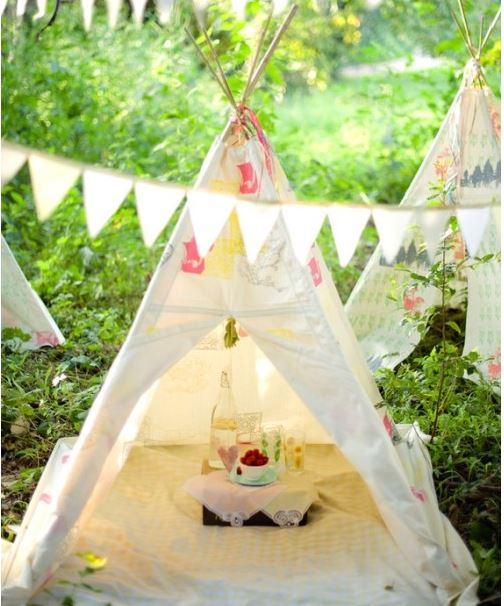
[208,371,237,469]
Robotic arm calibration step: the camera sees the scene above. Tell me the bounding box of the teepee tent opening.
[345,6,501,382]
[2,10,479,606]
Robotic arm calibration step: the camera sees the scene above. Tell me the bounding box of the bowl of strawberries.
[238,449,269,481]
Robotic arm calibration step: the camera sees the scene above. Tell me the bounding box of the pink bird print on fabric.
[181,238,205,274]
[308,257,323,287]
[237,162,259,194]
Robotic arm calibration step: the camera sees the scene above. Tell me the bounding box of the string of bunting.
[3,0,289,29]
[1,141,499,266]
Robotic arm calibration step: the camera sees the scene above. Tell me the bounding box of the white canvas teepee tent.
[1,235,64,350]
[2,14,479,606]
[345,15,501,379]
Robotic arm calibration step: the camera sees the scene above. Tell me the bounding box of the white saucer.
[230,467,277,486]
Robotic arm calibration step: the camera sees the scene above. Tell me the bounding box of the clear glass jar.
[208,371,237,468]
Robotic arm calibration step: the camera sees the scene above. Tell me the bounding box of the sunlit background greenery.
[1,0,501,602]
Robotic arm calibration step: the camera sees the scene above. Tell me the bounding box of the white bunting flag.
[1,0,8,16]
[81,0,94,30]
[373,207,415,264]
[135,182,185,247]
[187,190,235,258]
[154,0,174,24]
[1,146,27,186]
[236,200,280,264]
[231,0,247,18]
[281,204,326,264]
[456,207,491,257]
[16,0,28,16]
[83,169,132,238]
[29,154,81,221]
[34,0,47,18]
[416,208,452,262]
[130,0,148,25]
[327,205,370,267]
[105,0,121,27]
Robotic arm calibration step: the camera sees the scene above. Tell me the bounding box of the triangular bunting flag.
[281,204,327,264]
[135,182,185,247]
[327,205,370,267]
[34,0,47,19]
[236,200,280,264]
[456,207,491,257]
[1,146,27,186]
[105,0,121,27]
[416,208,452,262]
[187,190,235,258]
[0,0,8,16]
[81,0,94,31]
[372,207,415,264]
[16,0,28,16]
[130,0,147,25]
[154,0,174,24]
[29,154,81,221]
[83,169,132,238]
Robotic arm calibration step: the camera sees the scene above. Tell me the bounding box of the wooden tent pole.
[198,26,238,110]
[448,4,476,59]
[477,16,484,59]
[243,4,298,103]
[242,7,274,103]
[456,0,474,53]
[481,7,501,51]
[185,27,236,107]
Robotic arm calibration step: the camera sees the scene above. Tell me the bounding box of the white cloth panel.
[154,0,175,23]
[187,190,235,257]
[281,204,327,264]
[33,0,46,19]
[80,0,94,30]
[1,146,27,186]
[83,169,132,238]
[372,208,415,264]
[328,205,370,267]
[456,207,491,257]
[105,0,121,27]
[28,154,81,221]
[236,200,280,263]
[130,0,147,24]
[134,181,185,247]
[416,208,451,262]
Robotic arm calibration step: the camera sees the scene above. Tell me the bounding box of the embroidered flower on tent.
[383,414,394,438]
[403,288,425,313]
[434,147,454,182]
[488,348,501,379]
[40,492,52,504]
[411,486,427,502]
[490,109,501,138]
[35,331,60,347]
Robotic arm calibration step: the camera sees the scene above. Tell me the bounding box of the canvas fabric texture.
[1,235,64,350]
[2,125,476,605]
[345,61,501,380]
